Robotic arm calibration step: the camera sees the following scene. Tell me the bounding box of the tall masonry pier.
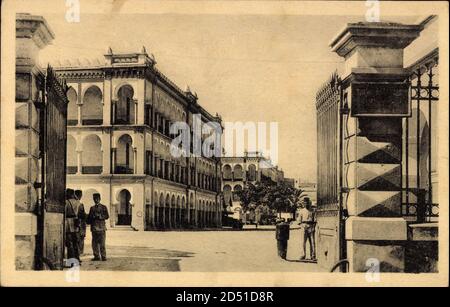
[315,21,439,272]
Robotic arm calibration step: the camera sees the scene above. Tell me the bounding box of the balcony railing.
[82,166,102,174]
[114,118,134,125]
[67,119,78,126]
[114,165,134,174]
[82,118,103,125]
[67,166,77,174]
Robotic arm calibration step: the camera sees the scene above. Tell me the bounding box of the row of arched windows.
[67,134,135,175]
[222,164,257,181]
[152,161,217,192]
[67,134,103,174]
[223,184,243,205]
[67,85,138,126]
[67,84,184,132]
[150,193,218,229]
[68,187,219,229]
[68,133,219,192]
[67,86,103,125]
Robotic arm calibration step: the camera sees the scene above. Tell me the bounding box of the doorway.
[117,189,132,225]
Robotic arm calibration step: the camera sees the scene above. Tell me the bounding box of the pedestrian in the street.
[87,193,109,261]
[275,218,290,260]
[298,197,316,261]
[74,190,86,255]
[65,188,81,264]
[255,206,261,229]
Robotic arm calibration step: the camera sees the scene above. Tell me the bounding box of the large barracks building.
[54,47,223,231]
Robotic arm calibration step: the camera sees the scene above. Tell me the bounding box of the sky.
[35,3,421,182]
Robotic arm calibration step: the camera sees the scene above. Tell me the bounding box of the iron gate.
[38,66,68,270]
[315,72,345,271]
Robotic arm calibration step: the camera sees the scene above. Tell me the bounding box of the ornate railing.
[402,48,439,222]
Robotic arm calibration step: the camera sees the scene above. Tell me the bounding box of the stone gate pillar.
[330,22,422,272]
[15,14,55,269]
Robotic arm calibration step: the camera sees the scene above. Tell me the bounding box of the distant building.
[282,178,295,188]
[221,151,283,219]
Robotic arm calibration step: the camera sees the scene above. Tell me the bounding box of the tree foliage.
[236,176,304,215]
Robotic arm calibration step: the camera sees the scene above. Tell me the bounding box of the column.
[168,204,172,228]
[162,204,166,229]
[137,79,145,125]
[77,104,82,126]
[330,22,422,272]
[187,199,191,227]
[174,206,178,228]
[132,185,145,231]
[154,155,159,177]
[111,148,117,174]
[76,150,82,174]
[102,133,111,174]
[151,204,155,229]
[154,205,158,229]
[134,99,138,125]
[219,201,223,227]
[134,132,145,174]
[111,99,117,124]
[194,198,198,228]
[133,147,137,174]
[103,80,111,125]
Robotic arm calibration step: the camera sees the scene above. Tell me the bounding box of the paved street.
[79,229,318,272]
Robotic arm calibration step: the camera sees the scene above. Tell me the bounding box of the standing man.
[298,197,316,260]
[65,189,81,263]
[87,193,109,261]
[255,206,261,229]
[74,190,86,255]
[275,218,290,260]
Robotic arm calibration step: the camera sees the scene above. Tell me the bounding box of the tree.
[236,176,305,218]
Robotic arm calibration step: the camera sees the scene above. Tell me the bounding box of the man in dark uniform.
[275,218,290,260]
[87,193,109,261]
[65,189,81,263]
[74,190,86,255]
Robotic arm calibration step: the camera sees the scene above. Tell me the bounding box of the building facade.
[221,151,284,219]
[54,48,223,231]
[282,178,295,188]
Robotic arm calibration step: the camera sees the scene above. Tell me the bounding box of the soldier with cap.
[298,197,316,260]
[74,190,87,255]
[86,193,109,261]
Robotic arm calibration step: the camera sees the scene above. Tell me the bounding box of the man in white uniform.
[297,197,316,260]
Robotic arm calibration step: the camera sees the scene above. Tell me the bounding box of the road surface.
[79,228,318,272]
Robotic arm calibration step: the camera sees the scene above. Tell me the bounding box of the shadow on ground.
[80,245,194,271]
[285,259,317,263]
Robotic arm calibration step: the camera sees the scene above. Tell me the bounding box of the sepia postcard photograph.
[1,0,448,289]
